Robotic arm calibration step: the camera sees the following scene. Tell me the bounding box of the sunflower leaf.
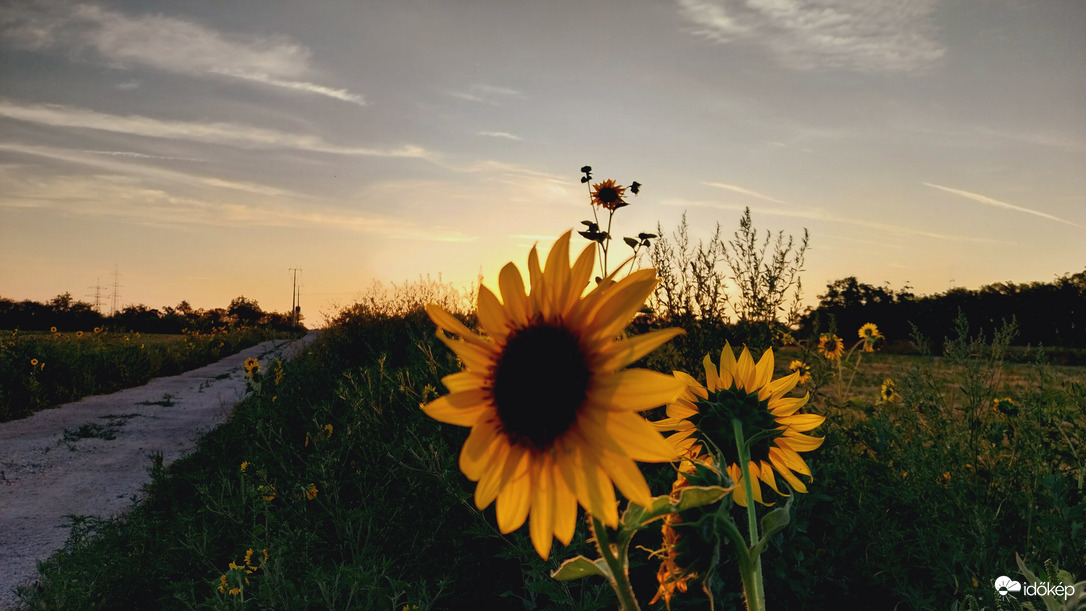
[623,236,639,248]
[551,555,609,581]
[633,486,729,529]
[751,493,793,557]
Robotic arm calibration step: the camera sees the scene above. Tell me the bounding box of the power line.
[288,267,301,328]
[110,265,122,316]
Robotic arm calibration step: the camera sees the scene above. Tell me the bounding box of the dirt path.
[0,331,320,610]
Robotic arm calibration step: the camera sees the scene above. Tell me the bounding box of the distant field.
[0,326,298,422]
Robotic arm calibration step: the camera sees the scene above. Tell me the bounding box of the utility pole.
[86,277,105,313]
[110,265,122,316]
[288,268,301,328]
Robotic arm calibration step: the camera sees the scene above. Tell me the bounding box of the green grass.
[0,327,298,422]
[13,308,1086,610]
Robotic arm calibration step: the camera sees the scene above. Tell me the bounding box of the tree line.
[799,270,1086,350]
[0,293,302,333]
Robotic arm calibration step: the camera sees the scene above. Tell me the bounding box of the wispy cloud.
[661,197,1002,244]
[704,181,795,206]
[675,0,945,73]
[82,150,202,162]
[923,182,1082,228]
[477,131,523,141]
[0,3,365,105]
[449,84,525,105]
[0,100,428,157]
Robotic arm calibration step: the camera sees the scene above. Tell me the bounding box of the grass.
[12,305,1086,610]
[0,326,298,422]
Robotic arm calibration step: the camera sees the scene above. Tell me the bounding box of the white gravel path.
[0,331,319,610]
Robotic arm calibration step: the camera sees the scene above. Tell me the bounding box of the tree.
[228,296,263,326]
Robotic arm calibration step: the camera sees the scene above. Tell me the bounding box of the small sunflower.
[993,397,1019,416]
[244,357,260,377]
[590,179,627,211]
[880,378,896,403]
[30,358,39,366]
[788,360,811,384]
[50,326,57,333]
[658,342,824,507]
[818,334,845,360]
[76,331,84,338]
[422,231,684,559]
[858,323,881,352]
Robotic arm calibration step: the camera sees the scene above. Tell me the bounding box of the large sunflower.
[422,231,684,559]
[657,343,823,507]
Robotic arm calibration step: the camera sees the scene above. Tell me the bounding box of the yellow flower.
[76,331,83,338]
[304,483,318,500]
[244,357,260,378]
[788,360,811,384]
[422,231,684,559]
[240,461,249,473]
[30,358,38,366]
[880,378,896,403]
[50,326,57,333]
[94,327,102,334]
[590,179,627,211]
[258,484,276,502]
[818,334,845,360]
[658,342,824,507]
[858,323,881,352]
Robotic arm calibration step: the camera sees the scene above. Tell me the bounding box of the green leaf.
[551,555,609,581]
[623,236,639,249]
[634,486,729,529]
[751,494,793,557]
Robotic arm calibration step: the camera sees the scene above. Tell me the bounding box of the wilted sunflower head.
[422,231,685,559]
[657,342,823,507]
[591,179,627,211]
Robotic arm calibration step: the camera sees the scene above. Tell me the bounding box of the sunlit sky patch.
[1,0,1083,322]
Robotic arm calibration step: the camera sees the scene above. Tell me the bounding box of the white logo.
[995,576,1022,596]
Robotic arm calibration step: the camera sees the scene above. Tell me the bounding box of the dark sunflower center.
[690,388,781,461]
[596,187,620,204]
[490,322,591,451]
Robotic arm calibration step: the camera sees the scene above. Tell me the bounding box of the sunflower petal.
[581,408,679,462]
[598,451,652,507]
[542,231,572,318]
[476,285,511,339]
[472,439,511,508]
[579,443,619,527]
[435,330,494,373]
[735,346,756,392]
[421,390,489,427]
[498,262,529,327]
[596,327,684,371]
[781,413,825,432]
[529,457,555,559]
[426,304,487,347]
[780,431,825,452]
[590,369,685,412]
[769,395,809,418]
[440,371,487,393]
[552,463,578,545]
[460,419,503,481]
[496,469,532,533]
[718,342,737,389]
[754,347,774,391]
[702,352,721,393]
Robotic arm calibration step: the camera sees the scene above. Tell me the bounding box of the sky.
[1,0,1084,324]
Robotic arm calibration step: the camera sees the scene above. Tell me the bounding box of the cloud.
[923,182,1082,227]
[661,196,1002,244]
[0,162,473,242]
[0,100,429,157]
[477,131,523,141]
[675,0,945,73]
[449,84,525,105]
[704,181,795,206]
[0,3,365,105]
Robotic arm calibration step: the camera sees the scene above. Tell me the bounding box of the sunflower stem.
[732,418,766,611]
[590,515,641,611]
